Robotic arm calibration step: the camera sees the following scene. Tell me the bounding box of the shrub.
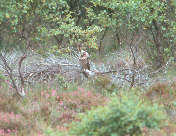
[0,72,6,86]
[0,95,20,113]
[0,112,25,136]
[56,75,68,89]
[146,82,171,98]
[56,87,108,124]
[145,82,176,113]
[91,75,117,94]
[44,127,68,136]
[70,92,166,136]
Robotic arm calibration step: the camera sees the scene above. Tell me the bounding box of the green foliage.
[0,0,102,52]
[172,133,176,136]
[70,92,166,136]
[56,75,68,89]
[92,75,117,93]
[44,127,67,136]
[87,0,176,61]
[0,0,175,63]
[0,0,40,50]
[0,72,6,86]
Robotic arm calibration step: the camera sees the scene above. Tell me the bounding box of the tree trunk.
[152,20,164,68]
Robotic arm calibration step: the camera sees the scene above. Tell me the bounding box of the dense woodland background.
[0,0,176,136]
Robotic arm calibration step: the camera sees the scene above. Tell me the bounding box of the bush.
[70,92,166,136]
[0,112,25,136]
[0,95,20,113]
[56,87,108,124]
[44,127,68,136]
[93,75,117,93]
[145,81,176,114]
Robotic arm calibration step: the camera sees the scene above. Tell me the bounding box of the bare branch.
[18,54,27,95]
[0,53,22,97]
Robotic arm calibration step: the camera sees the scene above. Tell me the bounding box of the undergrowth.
[0,82,107,136]
[0,73,176,136]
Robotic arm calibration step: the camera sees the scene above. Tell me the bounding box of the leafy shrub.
[70,92,166,136]
[92,75,117,93]
[56,75,68,89]
[44,127,69,136]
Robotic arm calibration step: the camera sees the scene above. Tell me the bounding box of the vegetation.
[70,93,166,136]
[0,0,176,136]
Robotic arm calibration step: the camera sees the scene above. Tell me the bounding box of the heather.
[0,75,176,135]
[0,82,109,136]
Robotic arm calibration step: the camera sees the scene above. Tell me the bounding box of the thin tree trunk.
[115,28,121,48]
[0,53,22,97]
[99,28,108,55]
[54,35,64,49]
[152,20,164,68]
[18,54,26,95]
